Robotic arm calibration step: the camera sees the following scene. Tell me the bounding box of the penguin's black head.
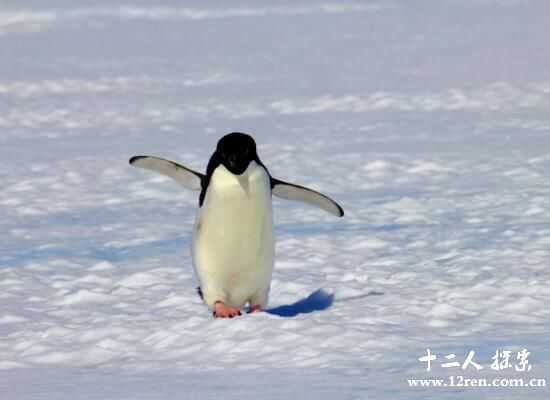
[216,132,258,175]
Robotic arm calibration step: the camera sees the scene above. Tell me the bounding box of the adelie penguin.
[129,132,344,318]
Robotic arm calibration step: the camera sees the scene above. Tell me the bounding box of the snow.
[2,0,550,399]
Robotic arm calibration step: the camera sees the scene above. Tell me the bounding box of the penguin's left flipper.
[129,155,204,190]
[271,178,344,217]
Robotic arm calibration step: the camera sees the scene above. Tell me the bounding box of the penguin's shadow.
[266,289,334,317]
[266,289,384,318]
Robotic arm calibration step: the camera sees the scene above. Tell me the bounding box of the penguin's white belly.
[192,162,274,309]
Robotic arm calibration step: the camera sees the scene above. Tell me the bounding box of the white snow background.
[1,1,550,399]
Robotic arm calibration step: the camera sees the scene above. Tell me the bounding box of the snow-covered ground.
[2,1,550,398]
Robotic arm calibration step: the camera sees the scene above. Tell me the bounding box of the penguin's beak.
[225,158,250,175]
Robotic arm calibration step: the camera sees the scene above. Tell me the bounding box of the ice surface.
[1,0,550,399]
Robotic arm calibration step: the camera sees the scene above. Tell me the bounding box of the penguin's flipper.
[271,178,344,217]
[129,155,204,190]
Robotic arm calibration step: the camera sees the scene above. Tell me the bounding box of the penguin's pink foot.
[213,301,241,318]
[248,304,263,314]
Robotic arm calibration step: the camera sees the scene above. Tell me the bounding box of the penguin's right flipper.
[271,178,344,217]
[129,155,204,190]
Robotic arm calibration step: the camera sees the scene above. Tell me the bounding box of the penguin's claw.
[213,302,242,318]
[248,304,263,314]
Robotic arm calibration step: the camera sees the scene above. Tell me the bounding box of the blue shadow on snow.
[266,289,334,317]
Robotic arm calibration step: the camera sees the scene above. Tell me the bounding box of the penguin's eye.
[244,144,254,156]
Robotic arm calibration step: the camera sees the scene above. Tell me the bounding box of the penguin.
[129,132,344,318]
